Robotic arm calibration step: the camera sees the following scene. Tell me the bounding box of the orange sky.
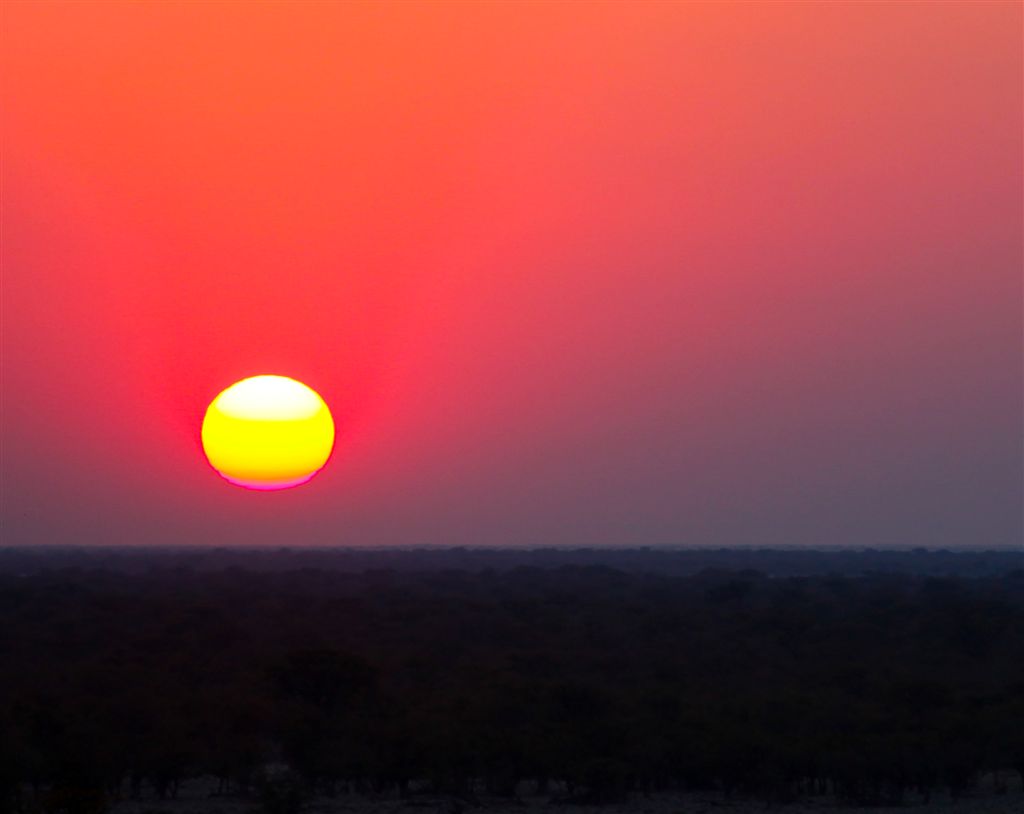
[2,1,1021,547]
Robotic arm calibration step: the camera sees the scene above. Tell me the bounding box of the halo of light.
[201,375,334,490]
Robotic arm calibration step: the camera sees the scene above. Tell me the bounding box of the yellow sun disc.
[201,375,334,490]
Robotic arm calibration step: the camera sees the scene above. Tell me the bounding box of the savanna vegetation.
[1,548,1022,813]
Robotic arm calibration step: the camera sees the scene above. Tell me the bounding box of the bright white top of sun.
[212,375,326,421]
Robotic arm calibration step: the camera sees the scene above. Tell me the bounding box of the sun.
[201,375,335,490]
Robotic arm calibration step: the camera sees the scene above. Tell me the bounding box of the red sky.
[2,1,1021,547]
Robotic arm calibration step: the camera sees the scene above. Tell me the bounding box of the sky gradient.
[2,1,1021,548]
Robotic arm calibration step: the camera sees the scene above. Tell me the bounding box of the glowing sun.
[201,375,335,490]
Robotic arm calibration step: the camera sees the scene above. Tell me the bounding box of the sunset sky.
[2,1,1021,548]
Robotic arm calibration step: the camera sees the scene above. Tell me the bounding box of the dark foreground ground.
[1,547,1022,813]
[109,775,1024,814]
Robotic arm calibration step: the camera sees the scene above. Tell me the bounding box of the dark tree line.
[2,545,1020,579]
[1,553,1022,812]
